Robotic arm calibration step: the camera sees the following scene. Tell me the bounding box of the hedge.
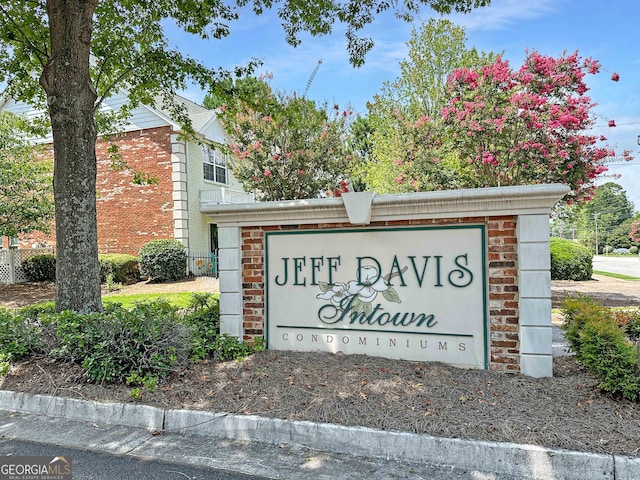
[99,254,140,285]
[550,237,593,281]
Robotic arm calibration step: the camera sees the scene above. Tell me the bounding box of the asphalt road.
[0,438,266,480]
[592,255,640,277]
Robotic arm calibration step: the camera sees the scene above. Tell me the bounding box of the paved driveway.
[592,255,640,277]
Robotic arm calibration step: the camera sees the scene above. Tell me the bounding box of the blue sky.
[167,0,640,208]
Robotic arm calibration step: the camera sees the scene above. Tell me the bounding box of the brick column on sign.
[241,227,266,343]
[486,217,520,372]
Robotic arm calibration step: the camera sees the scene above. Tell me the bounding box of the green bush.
[46,301,190,383]
[2,295,256,386]
[630,246,639,255]
[182,293,221,361]
[550,237,593,281]
[560,295,640,401]
[20,254,56,282]
[210,334,256,361]
[139,239,187,282]
[580,318,640,401]
[560,294,611,360]
[99,253,140,284]
[0,308,40,359]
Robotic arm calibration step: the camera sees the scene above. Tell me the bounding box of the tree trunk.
[40,0,102,313]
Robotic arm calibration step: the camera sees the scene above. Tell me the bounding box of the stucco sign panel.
[265,226,488,368]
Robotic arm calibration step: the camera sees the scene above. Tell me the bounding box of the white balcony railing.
[200,187,255,208]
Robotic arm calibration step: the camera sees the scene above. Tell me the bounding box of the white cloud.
[445,0,560,31]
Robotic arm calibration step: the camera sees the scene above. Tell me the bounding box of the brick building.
[0,93,253,267]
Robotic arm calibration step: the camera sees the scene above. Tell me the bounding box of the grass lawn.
[102,292,210,309]
[31,292,216,310]
[593,270,640,281]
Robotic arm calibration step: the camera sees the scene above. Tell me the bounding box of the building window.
[202,145,228,184]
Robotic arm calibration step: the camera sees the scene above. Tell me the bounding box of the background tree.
[0,0,491,313]
[361,19,494,192]
[0,112,53,239]
[575,182,636,250]
[215,77,355,201]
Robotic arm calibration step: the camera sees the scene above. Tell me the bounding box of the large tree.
[0,112,53,239]
[361,18,494,192]
[0,0,490,313]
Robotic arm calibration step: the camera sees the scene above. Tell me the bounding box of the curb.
[1,390,638,480]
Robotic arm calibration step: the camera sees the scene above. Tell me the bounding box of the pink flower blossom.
[263,169,271,177]
[611,72,620,82]
[608,120,616,127]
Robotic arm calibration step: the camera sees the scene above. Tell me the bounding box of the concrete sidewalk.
[0,390,638,479]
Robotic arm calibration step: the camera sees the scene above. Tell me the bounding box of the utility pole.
[594,213,599,255]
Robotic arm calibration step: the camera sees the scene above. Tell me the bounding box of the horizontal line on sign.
[275,325,474,338]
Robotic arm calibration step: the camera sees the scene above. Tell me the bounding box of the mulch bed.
[2,350,639,458]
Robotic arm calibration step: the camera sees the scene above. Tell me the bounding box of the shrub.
[139,239,187,282]
[580,318,640,401]
[560,295,640,401]
[99,254,140,285]
[0,308,40,359]
[210,334,256,361]
[550,237,593,281]
[629,246,638,255]
[560,294,612,360]
[20,254,56,282]
[46,301,190,383]
[182,293,221,361]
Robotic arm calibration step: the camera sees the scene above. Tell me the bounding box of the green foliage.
[550,237,593,281]
[2,295,255,385]
[45,301,189,383]
[362,19,495,193]
[210,334,256,362]
[0,308,40,359]
[139,239,187,282]
[183,293,221,361]
[20,254,56,282]
[99,254,140,285]
[605,217,640,250]
[126,371,158,400]
[567,183,637,249]
[560,294,612,359]
[630,246,639,255]
[561,295,640,401]
[0,112,54,238]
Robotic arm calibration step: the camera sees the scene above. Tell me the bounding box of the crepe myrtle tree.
[0,0,490,313]
[219,82,355,201]
[440,51,632,202]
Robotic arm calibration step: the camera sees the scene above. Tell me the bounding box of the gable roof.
[0,90,220,142]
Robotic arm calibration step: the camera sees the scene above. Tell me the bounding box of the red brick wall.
[96,127,174,255]
[17,127,175,256]
[241,216,521,373]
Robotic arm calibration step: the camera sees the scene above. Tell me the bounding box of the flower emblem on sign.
[316,265,402,315]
